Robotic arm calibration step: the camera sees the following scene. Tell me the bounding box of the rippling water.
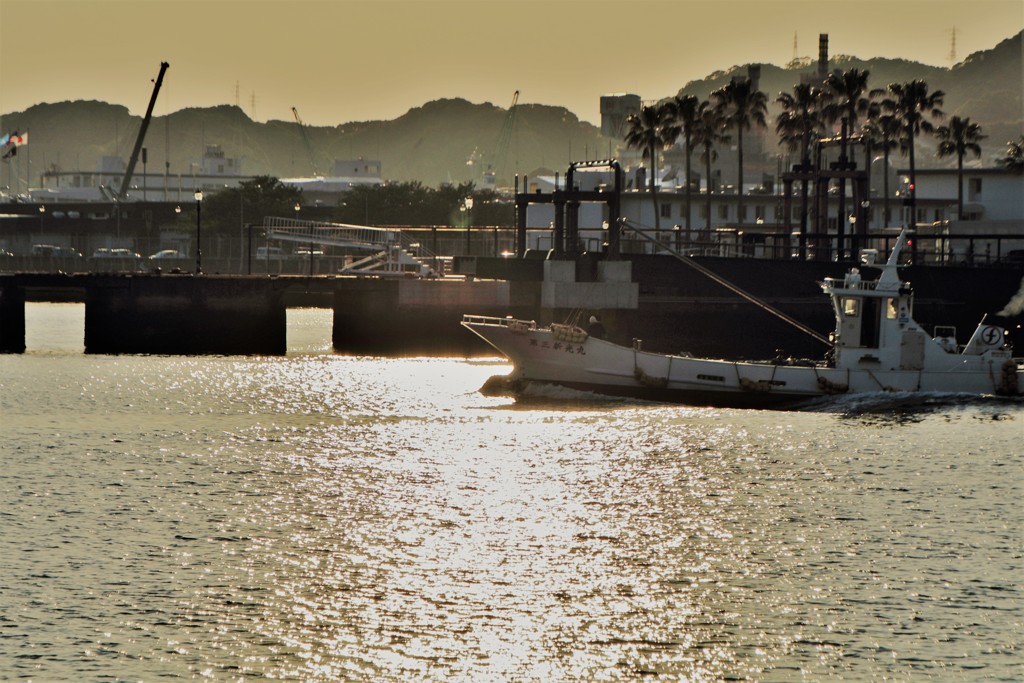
[2,304,1021,681]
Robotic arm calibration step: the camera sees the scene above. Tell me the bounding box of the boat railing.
[462,314,537,331]
[823,276,881,292]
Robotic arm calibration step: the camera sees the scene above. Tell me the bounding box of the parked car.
[256,246,284,260]
[32,244,81,257]
[149,249,185,260]
[93,248,141,259]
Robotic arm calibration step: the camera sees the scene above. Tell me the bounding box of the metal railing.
[263,216,445,275]
[619,225,1024,266]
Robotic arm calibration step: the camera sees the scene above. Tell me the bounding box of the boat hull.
[463,317,1022,408]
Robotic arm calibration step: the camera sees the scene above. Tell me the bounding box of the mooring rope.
[619,219,832,347]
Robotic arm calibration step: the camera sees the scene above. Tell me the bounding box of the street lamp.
[463,196,474,254]
[295,202,313,275]
[194,190,203,274]
[37,205,45,248]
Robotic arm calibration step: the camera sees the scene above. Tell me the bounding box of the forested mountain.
[2,31,1019,187]
[675,31,1022,164]
[1,97,606,188]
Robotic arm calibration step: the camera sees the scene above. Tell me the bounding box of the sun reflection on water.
[172,376,811,681]
[3,316,1021,681]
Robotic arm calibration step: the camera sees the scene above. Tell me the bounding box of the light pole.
[239,188,245,270]
[860,199,870,256]
[194,190,203,274]
[296,202,312,275]
[463,196,474,254]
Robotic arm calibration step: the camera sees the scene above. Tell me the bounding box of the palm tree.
[711,77,768,227]
[823,69,882,257]
[691,100,729,243]
[999,135,1024,172]
[862,112,903,227]
[624,103,673,231]
[880,80,945,228]
[936,116,986,220]
[662,94,701,248]
[776,83,825,258]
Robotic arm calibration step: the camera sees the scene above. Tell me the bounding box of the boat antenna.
[619,218,831,346]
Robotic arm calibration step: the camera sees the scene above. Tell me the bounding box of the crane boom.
[489,90,519,184]
[118,61,169,201]
[292,106,320,177]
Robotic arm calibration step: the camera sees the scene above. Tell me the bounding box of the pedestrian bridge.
[263,217,415,251]
[263,216,441,277]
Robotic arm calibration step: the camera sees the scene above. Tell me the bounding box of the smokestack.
[748,64,761,91]
[818,34,829,78]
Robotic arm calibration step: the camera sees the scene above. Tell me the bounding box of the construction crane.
[118,61,169,201]
[485,90,519,187]
[292,106,321,177]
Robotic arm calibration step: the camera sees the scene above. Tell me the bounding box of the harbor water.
[2,304,1021,681]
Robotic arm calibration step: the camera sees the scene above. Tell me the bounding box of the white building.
[32,145,247,203]
[908,166,1024,224]
[520,163,1023,262]
[281,158,384,203]
[902,165,1024,263]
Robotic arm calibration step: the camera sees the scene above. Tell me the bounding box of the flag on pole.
[2,130,27,159]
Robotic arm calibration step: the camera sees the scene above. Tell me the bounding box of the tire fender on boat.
[997,359,1020,396]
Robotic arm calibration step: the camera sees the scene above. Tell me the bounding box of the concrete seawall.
[4,258,1020,359]
[83,276,288,355]
[0,278,26,353]
[333,278,542,356]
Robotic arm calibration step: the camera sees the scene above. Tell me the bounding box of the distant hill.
[1,31,1020,189]
[0,97,608,189]
[675,31,1023,166]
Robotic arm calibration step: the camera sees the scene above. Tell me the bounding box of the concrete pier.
[84,275,287,355]
[7,257,1017,359]
[330,260,640,356]
[0,278,26,353]
[333,277,542,355]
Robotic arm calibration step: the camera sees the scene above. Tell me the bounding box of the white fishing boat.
[462,229,1023,408]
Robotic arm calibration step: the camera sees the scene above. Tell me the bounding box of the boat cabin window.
[843,297,860,317]
[860,297,880,348]
[886,298,897,320]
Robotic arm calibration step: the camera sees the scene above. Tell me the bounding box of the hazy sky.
[1,0,1021,127]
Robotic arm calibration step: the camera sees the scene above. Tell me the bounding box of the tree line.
[192,177,512,236]
[189,76,1022,238]
[624,71,1024,240]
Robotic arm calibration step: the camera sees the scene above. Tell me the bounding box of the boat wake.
[480,373,1024,418]
[800,390,1024,422]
